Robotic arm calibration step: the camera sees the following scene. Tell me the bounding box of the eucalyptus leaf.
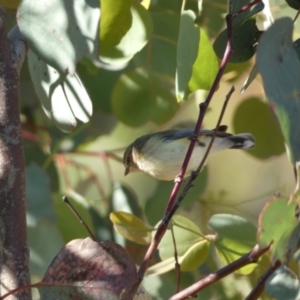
[175,10,200,101]
[28,50,92,132]
[257,17,300,164]
[17,0,99,74]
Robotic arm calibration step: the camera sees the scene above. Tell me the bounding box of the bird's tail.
[227,134,255,149]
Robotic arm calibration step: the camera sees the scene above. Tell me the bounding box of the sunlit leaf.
[188,29,219,93]
[17,0,99,74]
[157,215,206,260]
[28,51,92,132]
[209,214,257,275]
[100,3,153,66]
[110,211,153,245]
[147,239,209,274]
[258,197,300,263]
[100,0,133,49]
[175,10,199,101]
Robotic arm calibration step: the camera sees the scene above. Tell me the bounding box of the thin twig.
[138,5,234,283]
[169,244,271,300]
[170,221,181,292]
[135,0,259,289]
[166,86,234,222]
[62,196,97,241]
[245,260,281,300]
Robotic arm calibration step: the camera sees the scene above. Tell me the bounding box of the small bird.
[123,125,255,181]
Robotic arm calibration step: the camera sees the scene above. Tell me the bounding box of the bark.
[0,6,30,299]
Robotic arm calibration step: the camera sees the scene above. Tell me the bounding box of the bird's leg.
[188,134,206,147]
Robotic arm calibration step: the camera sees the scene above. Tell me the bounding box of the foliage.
[1,0,300,299]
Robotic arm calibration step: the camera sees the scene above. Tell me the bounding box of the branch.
[245,260,281,300]
[0,6,30,299]
[169,244,271,300]
[136,8,236,284]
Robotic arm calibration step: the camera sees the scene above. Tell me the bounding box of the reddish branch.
[136,8,236,285]
[245,260,281,300]
[134,0,264,296]
[169,244,271,300]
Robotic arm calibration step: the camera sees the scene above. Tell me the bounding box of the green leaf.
[285,0,300,10]
[213,18,260,63]
[77,59,123,113]
[154,215,209,272]
[110,211,153,245]
[175,10,200,101]
[111,183,143,220]
[209,214,257,275]
[233,97,285,159]
[258,197,300,263]
[26,163,57,223]
[158,215,206,257]
[99,3,153,65]
[28,219,64,276]
[179,239,210,271]
[231,0,264,24]
[256,17,300,165]
[53,193,95,242]
[28,51,92,132]
[147,239,209,274]
[266,267,300,300]
[188,29,219,92]
[144,167,208,225]
[149,11,179,76]
[17,0,99,74]
[100,0,133,49]
[111,68,178,126]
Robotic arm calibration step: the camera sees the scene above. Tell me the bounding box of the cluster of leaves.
[1,0,300,299]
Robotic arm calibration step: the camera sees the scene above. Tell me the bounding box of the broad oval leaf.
[266,266,300,300]
[146,239,209,275]
[233,97,285,159]
[209,214,258,275]
[231,0,264,24]
[39,238,138,300]
[28,51,92,132]
[256,17,300,165]
[214,18,260,63]
[180,239,210,271]
[175,10,200,101]
[157,215,206,260]
[188,29,219,93]
[257,196,300,263]
[100,0,132,49]
[110,211,153,245]
[111,68,178,126]
[100,3,153,66]
[17,0,99,74]
[285,0,300,10]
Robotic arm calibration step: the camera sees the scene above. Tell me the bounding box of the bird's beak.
[124,167,130,176]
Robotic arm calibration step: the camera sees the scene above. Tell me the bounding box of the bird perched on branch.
[123,125,255,181]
